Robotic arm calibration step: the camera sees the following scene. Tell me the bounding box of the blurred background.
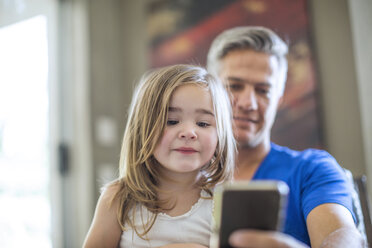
[0,0,371,247]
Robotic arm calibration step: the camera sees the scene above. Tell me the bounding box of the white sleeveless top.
[120,191,213,248]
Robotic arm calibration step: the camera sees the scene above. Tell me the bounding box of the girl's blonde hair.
[112,64,235,237]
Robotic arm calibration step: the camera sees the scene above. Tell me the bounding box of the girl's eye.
[197,122,210,128]
[167,120,179,126]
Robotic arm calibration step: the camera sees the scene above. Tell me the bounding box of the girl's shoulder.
[102,179,121,193]
[83,180,123,247]
[100,179,125,207]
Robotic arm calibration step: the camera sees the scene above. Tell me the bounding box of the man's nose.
[179,124,197,140]
[235,87,258,111]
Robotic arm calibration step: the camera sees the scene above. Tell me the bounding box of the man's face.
[219,49,283,148]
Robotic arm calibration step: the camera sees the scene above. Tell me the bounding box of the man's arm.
[307,203,364,248]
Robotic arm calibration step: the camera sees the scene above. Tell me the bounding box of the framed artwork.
[146,0,322,150]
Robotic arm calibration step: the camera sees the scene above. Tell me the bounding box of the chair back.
[344,169,371,247]
[354,175,372,247]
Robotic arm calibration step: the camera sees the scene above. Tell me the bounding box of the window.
[0,16,51,248]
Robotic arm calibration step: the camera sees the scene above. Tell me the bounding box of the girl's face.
[153,84,218,179]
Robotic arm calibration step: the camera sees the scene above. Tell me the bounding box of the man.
[207,26,363,248]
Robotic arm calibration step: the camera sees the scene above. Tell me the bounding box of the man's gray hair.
[207,26,289,95]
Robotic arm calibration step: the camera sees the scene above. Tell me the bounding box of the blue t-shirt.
[252,143,355,246]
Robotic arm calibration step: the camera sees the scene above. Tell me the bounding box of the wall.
[310,0,372,197]
[88,0,147,200]
[347,0,372,197]
[309,0,366,176]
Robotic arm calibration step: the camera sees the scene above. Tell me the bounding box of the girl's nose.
[179,125,197,140]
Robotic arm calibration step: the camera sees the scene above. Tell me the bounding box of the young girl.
[83,64,235,248]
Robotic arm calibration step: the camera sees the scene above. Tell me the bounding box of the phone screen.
[212,181,289,248]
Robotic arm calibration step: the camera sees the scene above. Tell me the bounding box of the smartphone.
[211,180,289,248]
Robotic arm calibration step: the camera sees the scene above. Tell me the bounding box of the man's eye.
[167,120,179,126]
[256,88,269,95]
[197,122,210,128]
[227,84,243,91]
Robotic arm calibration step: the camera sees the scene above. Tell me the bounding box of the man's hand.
[229,230,308,248]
